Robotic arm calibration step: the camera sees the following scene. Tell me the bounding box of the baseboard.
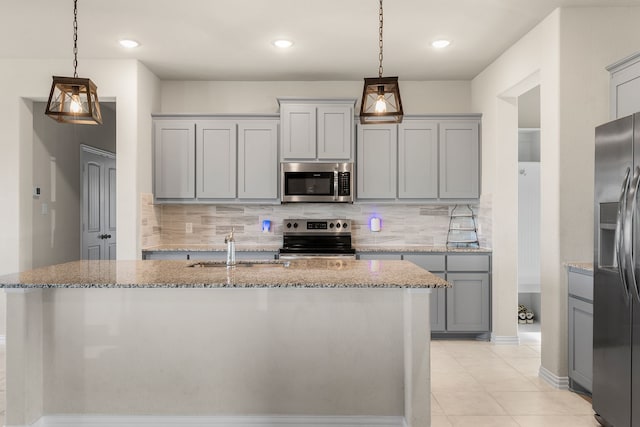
[490,334,520,345]
[539,365,569,389]
[18,415,407,427]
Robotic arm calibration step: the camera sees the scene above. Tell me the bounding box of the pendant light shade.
[45,76,102,125]
[360,0,403,124]
[360,76,403,124]
[45,0,102,125]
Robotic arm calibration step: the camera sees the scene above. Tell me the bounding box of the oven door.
[282,170,336,202]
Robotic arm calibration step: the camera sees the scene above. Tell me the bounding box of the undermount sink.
[188,261,290,268]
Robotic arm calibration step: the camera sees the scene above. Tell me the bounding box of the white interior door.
[81,145,116,260]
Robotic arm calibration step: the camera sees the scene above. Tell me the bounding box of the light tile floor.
[431,334,598,427]
[0,340,597,427]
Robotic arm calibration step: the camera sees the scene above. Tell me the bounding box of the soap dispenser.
[225,227,236,267]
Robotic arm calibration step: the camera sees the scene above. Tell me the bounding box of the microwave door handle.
[334,170,339,201]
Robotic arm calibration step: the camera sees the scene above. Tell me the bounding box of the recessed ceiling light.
[273,39,294,49]
[119,39,140,49]
[432,39,451,49]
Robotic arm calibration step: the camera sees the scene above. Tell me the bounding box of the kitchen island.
[0,259,447,427]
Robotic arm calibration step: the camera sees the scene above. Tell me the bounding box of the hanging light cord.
[378,0,384,78]
[73,0,78,78]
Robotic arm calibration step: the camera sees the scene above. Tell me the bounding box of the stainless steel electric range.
[278,219,356,259]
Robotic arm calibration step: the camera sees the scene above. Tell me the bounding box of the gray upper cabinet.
[317,105,353,159]
[154,120,196,199]
[153,116,279,203]
[280,104,316,159]
[357,124,397,199]
[357,116,481,201]
[279,98,356,161]
[439,121,480,199]
[608,52,640,119]
[195,121,236,199]
[398,120,439,199]
[237,121,278,199]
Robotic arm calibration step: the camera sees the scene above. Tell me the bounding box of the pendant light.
[45,0,102,125]
[360,0,403,124]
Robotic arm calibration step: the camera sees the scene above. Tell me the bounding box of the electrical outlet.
[185,222,193,234]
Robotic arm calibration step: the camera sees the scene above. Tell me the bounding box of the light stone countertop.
[566,262,593,274]
[0,259,449,289]
[142,244,492,254]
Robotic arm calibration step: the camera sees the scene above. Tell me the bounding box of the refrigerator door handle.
[627,166,640,301]
[617,168,631,298]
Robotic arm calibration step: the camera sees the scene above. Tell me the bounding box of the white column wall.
[472,6,640,379]
[0,59,158,271]
[160,80,472,114]
[472,10,562,351]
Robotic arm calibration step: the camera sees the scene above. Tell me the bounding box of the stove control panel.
[283,219,351,234]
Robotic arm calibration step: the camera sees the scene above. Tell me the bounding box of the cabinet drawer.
[568,271,593,302]
[447,254,490,272]
[357,253,402,260]
[403,254,445,272]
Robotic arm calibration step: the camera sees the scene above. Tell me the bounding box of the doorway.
[81,145,116,260]
[517,86,541,344]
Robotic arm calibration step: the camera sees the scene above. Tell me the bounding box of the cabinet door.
[568,297,593,392]
[317,105,353,160]
[431,278,446,332]
[237,121,278,199]
[357,253,402,260]
[610,56,640,119]
[195,121,237,199]
[398,121,438,198]
[357,124,397,199]
[439,121,479,199]
[281,104,316,159]
[154,120,195,199]
[446,272,490,332]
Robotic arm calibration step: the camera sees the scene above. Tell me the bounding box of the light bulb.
[70,94,82,113]
[374,95,387,113]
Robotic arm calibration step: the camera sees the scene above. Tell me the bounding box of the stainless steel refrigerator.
[594,113,640,427]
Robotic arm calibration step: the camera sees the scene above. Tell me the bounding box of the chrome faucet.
[224,227,236,266]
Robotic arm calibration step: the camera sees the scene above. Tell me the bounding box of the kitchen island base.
[6,287,431,427]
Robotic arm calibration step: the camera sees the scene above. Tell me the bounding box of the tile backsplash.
[140,193,492,249]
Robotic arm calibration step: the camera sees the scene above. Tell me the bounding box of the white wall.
[160,81,472,114]
[472,6,640,379]
[0,59,160,274]
[31,102,116,269]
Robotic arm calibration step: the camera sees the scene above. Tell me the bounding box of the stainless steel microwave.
[281,162,354,203]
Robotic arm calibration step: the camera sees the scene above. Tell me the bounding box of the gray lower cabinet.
[445,272,490,332]
[142,251,278,261]
[568,268,593,393]
[361,252,491,336]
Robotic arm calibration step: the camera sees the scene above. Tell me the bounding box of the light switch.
[41,203,48,215]
[185,223,193,234]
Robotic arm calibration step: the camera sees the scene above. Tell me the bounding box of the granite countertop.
[566,262,593,273]
[355,245,492,253]
[143,244,492,254]
[142,244,281,252]
[0,259,449,289]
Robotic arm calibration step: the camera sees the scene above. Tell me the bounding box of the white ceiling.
[3,0,639,81]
